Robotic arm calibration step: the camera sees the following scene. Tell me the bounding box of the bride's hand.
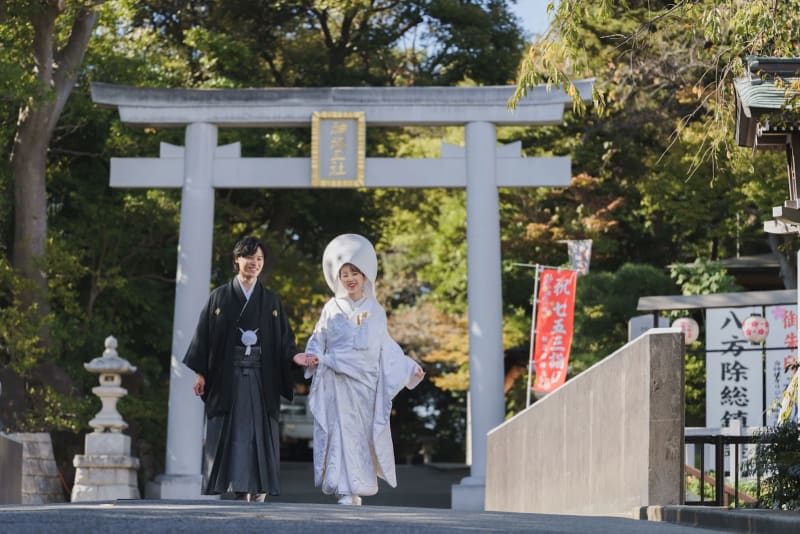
[293,352,319,367]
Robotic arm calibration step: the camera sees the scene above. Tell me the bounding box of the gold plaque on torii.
[311,111,366,188]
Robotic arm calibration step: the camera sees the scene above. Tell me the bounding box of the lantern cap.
[84,336,137,375]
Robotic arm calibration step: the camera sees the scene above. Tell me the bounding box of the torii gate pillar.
[454,122,505,508]
[91,82,593,510]
[161,123,218,496]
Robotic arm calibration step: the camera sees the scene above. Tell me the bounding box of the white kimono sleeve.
[371,334,424,487]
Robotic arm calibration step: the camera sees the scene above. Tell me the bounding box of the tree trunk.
[9,3,99,310]
[11,104,51,306]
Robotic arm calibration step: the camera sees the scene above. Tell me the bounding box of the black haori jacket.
[183,278,297,418]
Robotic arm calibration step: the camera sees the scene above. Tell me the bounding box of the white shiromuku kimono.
[305,296,422,498]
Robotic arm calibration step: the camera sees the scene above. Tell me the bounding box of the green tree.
[511,0,798,210]
[4,0,104,311]
[670,257,743,296]
[129,0,525,88]
[569,263,677,372]
[504,1,793,281]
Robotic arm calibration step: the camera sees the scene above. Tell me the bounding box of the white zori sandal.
[337,495,362,506]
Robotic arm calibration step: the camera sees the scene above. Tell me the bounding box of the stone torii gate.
[91,81,593,510]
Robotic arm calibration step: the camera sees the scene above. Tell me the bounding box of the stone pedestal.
[145,474,207,500]
[451,475,485,511]
[72,433,140,501]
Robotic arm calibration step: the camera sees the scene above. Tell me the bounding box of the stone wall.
[485,328,685,515]
[9,432,66,504]
[0,433,23,503]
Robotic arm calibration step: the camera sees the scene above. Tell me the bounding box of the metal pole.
[699,442,706,504]
[526,265,541,408]
[734,442,740,508]
[715,435,725,506]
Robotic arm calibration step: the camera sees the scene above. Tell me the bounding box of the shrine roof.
[637,289,796,312]
[734,57,800,148]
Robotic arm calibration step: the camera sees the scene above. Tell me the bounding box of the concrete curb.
[639,505,800,534]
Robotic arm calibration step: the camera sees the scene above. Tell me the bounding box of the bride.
[293,233,424,505]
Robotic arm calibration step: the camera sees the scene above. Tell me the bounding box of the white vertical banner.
[705,307,764,429]
[764,305,798,426]
[566,240,592,275]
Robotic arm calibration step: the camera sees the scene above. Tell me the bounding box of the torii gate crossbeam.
[91,82,593,511]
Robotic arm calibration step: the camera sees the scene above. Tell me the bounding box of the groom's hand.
[193,374,205,396]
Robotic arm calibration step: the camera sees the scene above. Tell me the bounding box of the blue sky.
[511,0,556,39]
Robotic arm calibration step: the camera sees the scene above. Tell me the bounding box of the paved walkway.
[4,461,799,532]
[641,505,800,534]
[0,500,732,534]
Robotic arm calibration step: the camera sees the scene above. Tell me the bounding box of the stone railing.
[7,433,65,504]
[0,432,23,504]
[485,328,684,515]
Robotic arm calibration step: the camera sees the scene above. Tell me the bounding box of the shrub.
[745,423,800,510]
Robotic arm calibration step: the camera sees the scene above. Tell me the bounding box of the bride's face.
[339,263,365,300]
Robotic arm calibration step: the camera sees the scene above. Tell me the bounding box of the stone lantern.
[71,336,141,501]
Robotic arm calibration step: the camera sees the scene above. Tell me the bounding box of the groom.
[183,236,300,501]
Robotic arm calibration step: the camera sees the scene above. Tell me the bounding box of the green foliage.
[0,253,96,434]
[0,257,49,375]
[0,1,43,105]
[387,297,469,461]
[684,470,759,506]
[504,0,792,304]
[569,263,678,373]
[378,188,468,314]
[15,385,93,433]
[126,0,525,88]
[422,0,525,85]
[670,258,743,295]
[684,350,707,427]
[745,423,800,511]
[513,0,800,176]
